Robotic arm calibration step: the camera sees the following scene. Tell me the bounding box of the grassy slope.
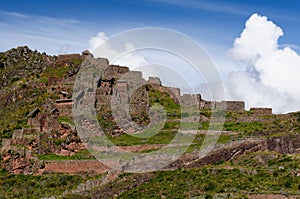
[0,168,104,199]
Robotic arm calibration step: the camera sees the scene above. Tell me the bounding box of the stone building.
[55,99,73,116]
[220,101,245,112]
[27,108,41,127]
[250,108,272,116]
[180,94,202,109]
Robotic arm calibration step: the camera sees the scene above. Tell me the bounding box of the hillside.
[1,46,300,198]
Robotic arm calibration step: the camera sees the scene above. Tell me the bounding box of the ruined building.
[1,50,275,174]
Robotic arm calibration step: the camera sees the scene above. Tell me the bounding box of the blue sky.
[1,0,300,54]
[1,0,299,74]
[1,0,300,113]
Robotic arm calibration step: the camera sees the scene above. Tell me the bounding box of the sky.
[1,0,300,113]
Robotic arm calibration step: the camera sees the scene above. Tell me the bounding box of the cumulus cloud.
[88,32,148,69]
[88,32,108,52]
[228,13,300,113]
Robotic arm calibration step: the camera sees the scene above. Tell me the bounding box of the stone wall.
[55,54,81,65]
[27,110,42,128]
[1,139,11,152]
[56,101,73,116]
[221,101,245,112]
[180,94,201,109]
[12,129,23,140]
[124,71,144,85]
[23,128,40,135]
[250,108,272,116]
[168,87,181,99]
[102,65,130,80]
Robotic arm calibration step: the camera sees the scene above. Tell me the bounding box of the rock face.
[165,139,263,170]
[166,134,300,170]
[266,135,300,154]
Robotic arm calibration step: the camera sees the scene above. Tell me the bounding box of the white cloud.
[88,32,149,69]
[0,11,29,18]
[229,13,283,63]
[228,13,300,113]
[88,32,108,52]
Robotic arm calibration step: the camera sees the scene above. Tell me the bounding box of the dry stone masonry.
[1,49,286,175]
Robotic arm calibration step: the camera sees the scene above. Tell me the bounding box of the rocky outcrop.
[0,46,52,87]
[266,134,300,154]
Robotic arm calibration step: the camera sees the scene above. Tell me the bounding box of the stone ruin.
[250,108,273,116]
[1,50,277,175]
[10,53,275,140]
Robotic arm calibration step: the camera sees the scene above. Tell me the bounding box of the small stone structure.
[55,99,73,116]
[1,139,11,152]
[250,108,272,116]
[220,101,245,112]
[180,94,201,109]
[27,108,41,127]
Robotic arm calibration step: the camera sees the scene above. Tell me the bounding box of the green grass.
[148,88,180,117]
[101,130,178,146]
[217,134,232,144]
[97,121,203,146]
[72,163,300,199]
[115,166,300,198]
[37,149,95,160]
[0,168,97,199]
[223,121,268,133]
[58,116,74,125]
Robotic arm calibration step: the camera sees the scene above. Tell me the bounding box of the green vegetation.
[224,121,268,134]
[0,85,49,139]
[148,87,181,118]
[217,134,232,144]
[42,65,69,78]
[37,149,95,160]
[0,48,83,141]
[58,116,74,125]
[93,128,177,146]
[0,168,99,199]
[95,121,203,147]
